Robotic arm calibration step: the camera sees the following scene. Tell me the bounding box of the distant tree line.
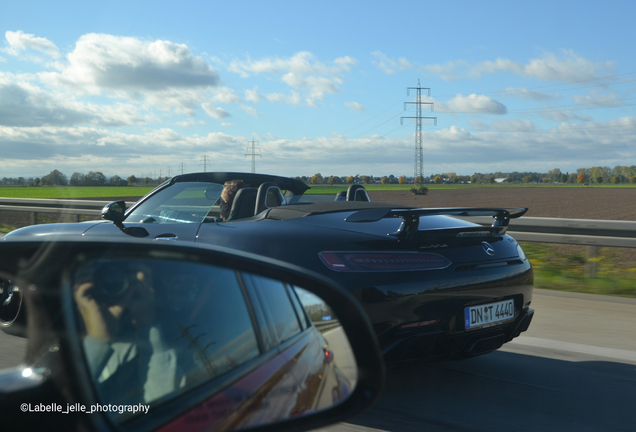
[296,166,636,186]
[469,166,636,185]
[4,165,636,187]
[0,170,169,187]
[295,174,412,185]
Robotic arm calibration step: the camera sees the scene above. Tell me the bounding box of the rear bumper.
[381,307,534,365]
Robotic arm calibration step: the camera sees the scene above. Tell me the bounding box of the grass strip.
[0,186,154,199]
[520,241,636,298]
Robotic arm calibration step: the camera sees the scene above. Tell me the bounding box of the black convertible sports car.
[3,172,534,364]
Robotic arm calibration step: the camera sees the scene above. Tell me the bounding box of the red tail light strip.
[319,252,452,272]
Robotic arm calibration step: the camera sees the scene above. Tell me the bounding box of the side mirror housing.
[0,239,385,432]
[101,201,126,223]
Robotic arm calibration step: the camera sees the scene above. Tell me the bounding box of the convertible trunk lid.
[270,204,527,265]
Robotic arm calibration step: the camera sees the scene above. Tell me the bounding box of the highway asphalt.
[318,289,636,432]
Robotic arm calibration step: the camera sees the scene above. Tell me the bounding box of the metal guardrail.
[0,198,136,223]
[313,320,341,333]
[458,216,636,248]
[1,198,635,248]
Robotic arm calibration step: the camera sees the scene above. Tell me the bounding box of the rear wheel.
[0,278,25,336]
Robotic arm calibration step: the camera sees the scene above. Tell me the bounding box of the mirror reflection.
[72,258,356,429]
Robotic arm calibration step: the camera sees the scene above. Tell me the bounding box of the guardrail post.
[30,212,37,225]
[586,246,599,279]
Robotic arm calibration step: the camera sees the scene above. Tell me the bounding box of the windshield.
[126,182,223,224]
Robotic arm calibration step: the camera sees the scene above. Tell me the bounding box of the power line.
[435,71,636,100]
[469,122,636,134]
[339,94,409,136]
[350,110,406,139]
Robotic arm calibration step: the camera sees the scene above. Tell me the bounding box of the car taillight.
[319,252,451,272]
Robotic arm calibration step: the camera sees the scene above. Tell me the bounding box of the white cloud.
[3,116,636,178]
[142,88,210,116]
[573,90,622,107]
[540,109,592,123]
[469,119,536,132]
[281,73,340,102]
[0,125,249,177]
[41,34,219,96]
[229,51,355,77]
[4,30,61,58]
[265,91,302,105]
[176,120,206,128]
[0,73,146,127]
[424,51,614,82]
[442,94,507,115]
[241,105,259,116]
[221,122,233,127]
[334,56,357,71]
[345,101,364,112]
[265,93,284,102]
[371,51,413,74]
[502,87,559,101]
[228,51,354,105]
[211,87,240,104]
[421,60,479,81]
[245,86,262,103]
[202,103,230,119]
[246,87,303,105]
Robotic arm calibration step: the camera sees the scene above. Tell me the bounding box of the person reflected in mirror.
[74,263,186,405]
[219,180,245,221]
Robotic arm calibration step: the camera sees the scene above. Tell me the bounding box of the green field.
[0,186,154,199]
[2,183,636,199]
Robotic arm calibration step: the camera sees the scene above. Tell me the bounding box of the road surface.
[317,289,636,432]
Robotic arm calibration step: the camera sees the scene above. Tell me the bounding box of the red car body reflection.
[158,327,351,432]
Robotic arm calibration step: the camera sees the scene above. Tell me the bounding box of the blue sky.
[2,0,636,179]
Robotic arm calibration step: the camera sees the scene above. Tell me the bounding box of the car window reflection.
[73,259,259,419]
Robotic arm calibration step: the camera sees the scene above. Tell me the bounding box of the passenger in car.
[219,180,245,221]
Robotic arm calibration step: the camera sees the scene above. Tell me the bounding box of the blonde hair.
[221,180,245,205]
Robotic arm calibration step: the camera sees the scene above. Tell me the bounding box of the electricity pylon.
[245,140,261,174]
[401,80,437,182]
[200,155,210,172]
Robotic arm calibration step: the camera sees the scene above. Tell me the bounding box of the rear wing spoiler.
[345,207,528,240]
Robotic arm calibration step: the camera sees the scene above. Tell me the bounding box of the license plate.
[464,299,515,329]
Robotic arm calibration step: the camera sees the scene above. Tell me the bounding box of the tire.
[0,278,26,337]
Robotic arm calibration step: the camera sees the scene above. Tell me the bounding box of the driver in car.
[74,262,186,405]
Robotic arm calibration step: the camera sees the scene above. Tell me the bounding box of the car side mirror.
[101,201,126,224]
[101,201,149,238]
[0,239,384,432]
